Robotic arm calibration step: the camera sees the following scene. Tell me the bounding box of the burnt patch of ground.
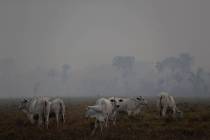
[0,97,210,140]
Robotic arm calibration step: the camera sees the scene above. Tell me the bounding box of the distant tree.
[156,53,193,75]
[156,53,194,95]
[189,68,209,96]
[112,56,135,95]
[179,53,193,72]
[112,56,135,68]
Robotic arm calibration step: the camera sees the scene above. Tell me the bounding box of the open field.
[0,97,210,140]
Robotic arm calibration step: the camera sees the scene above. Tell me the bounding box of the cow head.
[85,107,90,118]
[18,98,29,111]
[109,97,122,109]
[136,96,148,105]
[116,98,125,108]
[109,97,117,108]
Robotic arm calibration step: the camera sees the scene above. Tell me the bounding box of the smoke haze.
[0,0,209,97]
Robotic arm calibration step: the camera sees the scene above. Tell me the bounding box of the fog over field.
[0,0,209,97]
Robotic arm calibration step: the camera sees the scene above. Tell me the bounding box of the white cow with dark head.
[19,96,51,128]
[85,97,118,136]
[157,92,183,118]
[49,98,65,127]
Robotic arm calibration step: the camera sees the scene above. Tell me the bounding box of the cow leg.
[91,120,98,136]
[162,107,167,118]
[139,109,144,119]
[133,109,139,116]
[38,114,43,127]
[160,109,162,117]
[61,112,65,125]
[160,107,163,117]
[45,104,50,129]
[105,116,109,128]
[172,107,176,119]
[56,113,59,128]
[113,119,116,126]
[99,122,104,136]
[113,113,117,126]
[127,110,132,116]
[28,114,35,124]
[132,110,136,116]
[59,112,65,127]
[45,116,49,129]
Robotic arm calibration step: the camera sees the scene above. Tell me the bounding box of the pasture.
[0,97,210,140]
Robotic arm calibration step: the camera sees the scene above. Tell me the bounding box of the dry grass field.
[0,97,210,140]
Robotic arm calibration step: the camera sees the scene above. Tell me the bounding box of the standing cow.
[110,96,147,116]
[18,96,51,128]
[85,97,118,136]
[49,98,65,127]
[157,92,183,118]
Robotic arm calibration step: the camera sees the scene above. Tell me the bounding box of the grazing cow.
[110,96,147,116]
[49,98,65,127]
[18,96,51,128]
[85,98,118,136]
[157,92,183,118]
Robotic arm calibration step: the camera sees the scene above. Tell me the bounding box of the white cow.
[157,92,183,118]
[49,98,65,127]
[85,97,118,136]
[19,96,51,128]
[110,96,147,116]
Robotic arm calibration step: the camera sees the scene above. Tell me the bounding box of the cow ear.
[23,98,28,103]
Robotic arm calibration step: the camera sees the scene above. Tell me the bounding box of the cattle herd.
[18,97,65,128]
[18,92,183,136]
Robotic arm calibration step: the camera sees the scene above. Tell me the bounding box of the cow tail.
[43,101,47,123]
[158,96,163,116]
[159,96,162,106]
[156,96,160,108]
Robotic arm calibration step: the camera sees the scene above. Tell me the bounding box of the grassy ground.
[0,97,210,140]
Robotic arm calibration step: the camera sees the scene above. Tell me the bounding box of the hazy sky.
[0,0,209,71]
